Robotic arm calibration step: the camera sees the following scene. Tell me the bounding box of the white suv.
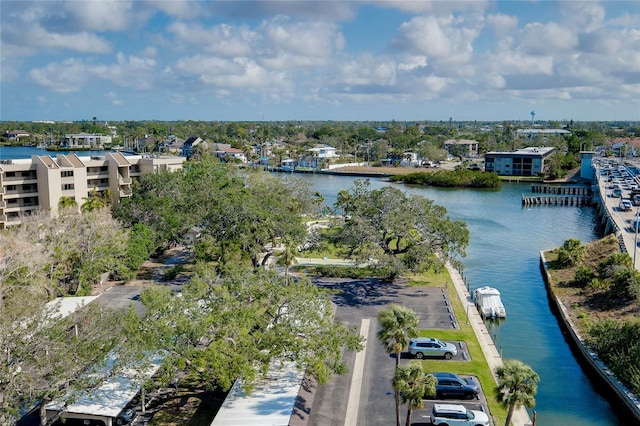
[430,403,490,426]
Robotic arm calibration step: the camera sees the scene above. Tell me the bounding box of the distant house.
[159,136,185,154]
[61,133,112,149]
[400,152,420,167]
[484,147,555,176]
[212,143,247,163]
[516,128,571,140]
[444,139,479,158]
[607,137,640,157]
[297,144,339,169]
[281,158,296,171]
[4,130,30,140]
[181,136,204,158]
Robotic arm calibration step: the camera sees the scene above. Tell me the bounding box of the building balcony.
[119,188,133,197]
[119,177,132,185]
[1,176,38,185]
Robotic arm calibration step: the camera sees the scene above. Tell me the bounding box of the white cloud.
[373,0,488,16]
[559,1,606,33]
[63,0,134,31]
[486,13,518,35]
[258,18,342,69]
[29,51,158,93]
[30,59,90,93]
[168,22,254,57]
[174,55,288,91]
[519,22,579,55]
[146,0,208,19]
[393,16,452,58]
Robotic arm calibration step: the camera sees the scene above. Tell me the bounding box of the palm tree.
[495,359,540,426]
[277,238,299,284]
[393,364,436,426]
[81,188,110,212]
[58,196,78,215]
[377,304,419,369]
[377,304,419,426]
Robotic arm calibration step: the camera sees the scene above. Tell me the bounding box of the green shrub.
[574,266,594,287]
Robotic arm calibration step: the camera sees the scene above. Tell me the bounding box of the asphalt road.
[307,277,473,426]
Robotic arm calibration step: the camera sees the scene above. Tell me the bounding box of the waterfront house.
[484,146,555,176]
[61,133,112,149]
[297,144,339,169]
[4,130,31,141]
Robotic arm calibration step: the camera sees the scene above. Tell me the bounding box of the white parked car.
[408,337,458,359]
[430,403,490,426]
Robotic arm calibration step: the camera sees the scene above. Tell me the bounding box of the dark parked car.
[431,372,480,400]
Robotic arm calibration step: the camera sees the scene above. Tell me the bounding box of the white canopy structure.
[473,286,506,319]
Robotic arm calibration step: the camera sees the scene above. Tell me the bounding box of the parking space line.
[344,318,370,426]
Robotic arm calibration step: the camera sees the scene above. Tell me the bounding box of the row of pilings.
[522,194,593,206]
[531,185,592,195]
[522,185,594,207]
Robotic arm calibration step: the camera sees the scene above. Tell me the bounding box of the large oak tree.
[334,179,469,273]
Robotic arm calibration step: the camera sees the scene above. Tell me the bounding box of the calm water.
[2,147,624,425]
[292,173,624,426]
[0,145,108,160]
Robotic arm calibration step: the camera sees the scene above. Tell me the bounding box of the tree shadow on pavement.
[312,277,404,307]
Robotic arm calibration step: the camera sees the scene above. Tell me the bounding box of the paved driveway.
[307,277,465,426]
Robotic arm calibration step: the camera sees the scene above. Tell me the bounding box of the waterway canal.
[292,172,623,426]
[0,146,624,425]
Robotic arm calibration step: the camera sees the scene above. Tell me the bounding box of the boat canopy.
[474,286,506,319]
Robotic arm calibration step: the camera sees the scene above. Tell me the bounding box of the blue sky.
[1,0,639,122]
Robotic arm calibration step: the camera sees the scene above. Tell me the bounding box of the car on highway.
[408,337,457,359]
[430,403,490,426]
[430,372,480,400]
[620,199,633,211]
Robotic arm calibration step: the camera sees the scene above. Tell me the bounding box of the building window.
[62,183,75,190]
[61,170,74,178]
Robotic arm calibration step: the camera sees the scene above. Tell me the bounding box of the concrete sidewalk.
[446,262,533,426]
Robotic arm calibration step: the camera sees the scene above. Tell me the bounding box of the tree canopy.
[123,266,363,393]
[116,156,317,272]
[334,179,469,273]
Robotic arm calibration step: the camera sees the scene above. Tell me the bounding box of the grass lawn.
[407,269,509,426]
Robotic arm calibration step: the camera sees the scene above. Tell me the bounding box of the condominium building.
[0,152,185,229]
[484,147,556,176]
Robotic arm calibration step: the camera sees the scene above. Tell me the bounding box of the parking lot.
[307,277,493,426]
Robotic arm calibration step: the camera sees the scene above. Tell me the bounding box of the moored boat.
[473,286,506,319]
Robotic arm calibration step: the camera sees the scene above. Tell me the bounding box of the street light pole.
[634,208,639,269]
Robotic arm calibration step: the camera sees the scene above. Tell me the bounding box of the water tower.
[530,111,536,126]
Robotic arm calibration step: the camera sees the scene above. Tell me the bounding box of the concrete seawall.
[539,251,640,423]
[446,262,533,426]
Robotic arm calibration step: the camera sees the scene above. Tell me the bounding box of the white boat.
[473,286,506,319]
